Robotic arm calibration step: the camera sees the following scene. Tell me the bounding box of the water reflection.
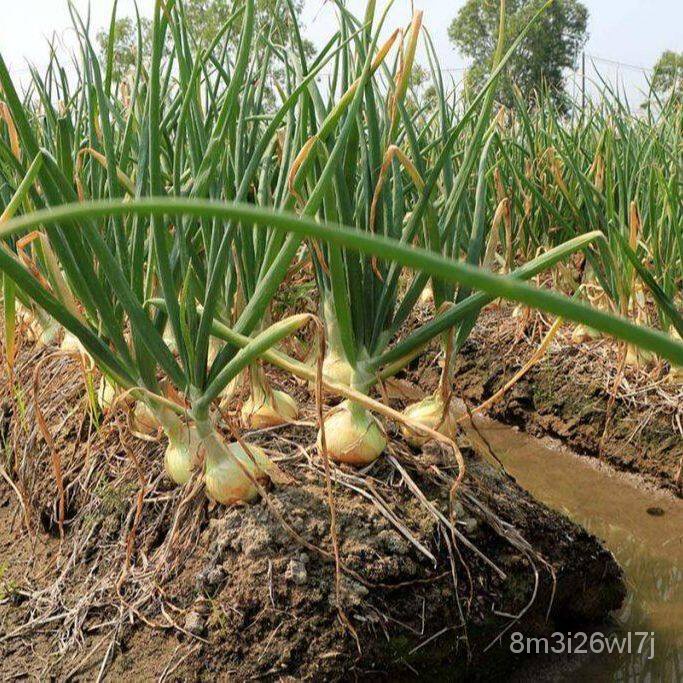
[464,416,682,682]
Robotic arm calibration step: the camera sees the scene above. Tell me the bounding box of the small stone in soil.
[285,558,308,585]
[462,517,478,534]
[646,506,665,517]
[377,529,409,555]
[184,611,207,636]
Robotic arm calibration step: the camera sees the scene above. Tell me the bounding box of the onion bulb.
[149,407,198,485]
[164,424,201,485]
[204,436,272,505]
[131,383,175,435]
[242,389,298,429]
[625,344,654,369]
[131,401,160,435]
[305,341,355,397]
[160,408,274,504]
[401,393,457,447]
[572,323,601,343]
[322,350,353,386]
[242,366,298,429]
[318,400,386,465]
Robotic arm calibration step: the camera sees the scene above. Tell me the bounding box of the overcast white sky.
[1,1,681,103]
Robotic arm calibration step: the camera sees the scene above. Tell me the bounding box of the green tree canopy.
[96,16,151,82]
[448,0,588,111]
[651,50,683,102]
[97,0,309,83]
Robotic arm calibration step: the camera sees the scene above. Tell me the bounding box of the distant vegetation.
[449,0,588,111]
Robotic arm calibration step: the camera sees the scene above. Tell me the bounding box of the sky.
[1,1,681,104]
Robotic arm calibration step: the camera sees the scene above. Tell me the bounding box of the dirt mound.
[0,451,625,679]
[0,340,625,680]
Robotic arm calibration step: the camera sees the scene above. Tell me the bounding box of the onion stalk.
[316,296,353,388]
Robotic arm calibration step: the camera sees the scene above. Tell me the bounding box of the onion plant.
[491,84,682,371]
[0,0,422,501]
[1,0,681,511]
[272,0,614,459]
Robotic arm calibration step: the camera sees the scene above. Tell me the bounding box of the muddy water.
[466,416,682,681]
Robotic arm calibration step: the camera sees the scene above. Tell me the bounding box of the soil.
[0,337,626,680]
[448,305,683,495]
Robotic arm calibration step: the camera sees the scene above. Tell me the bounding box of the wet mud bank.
[452,306,683,494]
[469,416,682,681]
[0,346,625,680]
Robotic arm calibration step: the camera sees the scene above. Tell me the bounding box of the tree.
[448,0,588,111]
[96,16,151,83]
[97,0,310,82]
[651,51,682,102]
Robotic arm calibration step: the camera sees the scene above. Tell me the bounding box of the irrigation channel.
[462,409,682,681]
